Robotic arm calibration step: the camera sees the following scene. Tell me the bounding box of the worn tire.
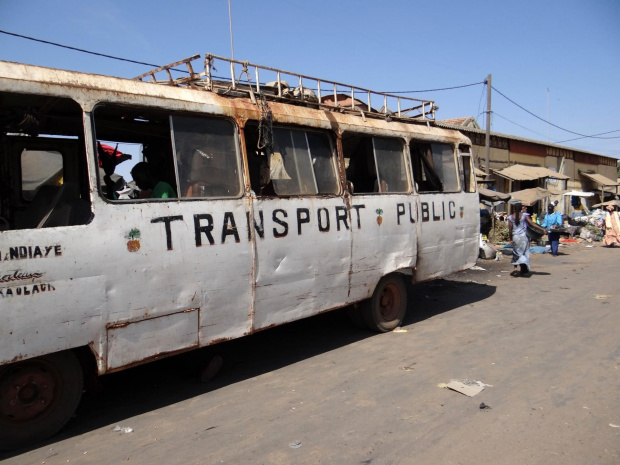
[0,350,83,450]
[361,274,407,332]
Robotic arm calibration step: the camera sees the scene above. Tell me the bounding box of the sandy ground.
[2,240,619,465]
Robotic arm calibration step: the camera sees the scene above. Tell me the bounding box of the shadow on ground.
[1,276,495,458]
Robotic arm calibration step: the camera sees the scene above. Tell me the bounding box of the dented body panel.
[0,59,478,375]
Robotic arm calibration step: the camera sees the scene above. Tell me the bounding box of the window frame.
[170,114,244,200]
[92,102,244,202]
[262,125,340,197]
[409,140,460,193]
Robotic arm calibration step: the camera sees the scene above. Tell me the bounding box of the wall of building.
[452,125,618,198]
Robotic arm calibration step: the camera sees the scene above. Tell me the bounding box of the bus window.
[343,133,408,194]
[410,141,459,192]
[244,122,339,196]
[459,145,476,193]
[373,137,409,193]
[171,116,242,198]
[93,104,177,200]
[21,150,63,201]
[0,92,91,230]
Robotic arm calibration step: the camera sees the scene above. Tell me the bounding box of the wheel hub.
[379,284,400,321]
[1,365,57,421]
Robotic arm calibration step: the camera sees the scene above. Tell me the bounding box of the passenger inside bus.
[130,162,177,199]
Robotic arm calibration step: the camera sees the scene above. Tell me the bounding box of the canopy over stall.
[508,187,564,207]
[592,199,620,209]
[579,171,620,203]
[478,187,511,203]
[492,164,570,183]
[562,190,595,198]
[475,167,495,185]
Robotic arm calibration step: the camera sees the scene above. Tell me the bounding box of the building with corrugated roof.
[436,117,619,209]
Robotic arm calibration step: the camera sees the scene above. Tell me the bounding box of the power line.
[386,81,484,94]
[0,28,167,69]
[492,85,620,140]
[554,130,620,144]
[493,112,548,139]
[1,28,482,95]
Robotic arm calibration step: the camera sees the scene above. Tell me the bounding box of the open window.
[342,133,408,194]
[459,144,476,193]
[410,141,459,193]
[93,104,177,200]
[0,92,92,230]
[244,122,339,196]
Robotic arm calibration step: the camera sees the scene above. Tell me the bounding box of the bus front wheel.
[0,350,83,450]
[361,274,407,332]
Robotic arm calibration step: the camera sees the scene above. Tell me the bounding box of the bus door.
[342,133,416,300]
[0,94,97,364]
[244,124,351,329]
[409,140,478,281]
[92,106,253,368]
[457,145,480,268]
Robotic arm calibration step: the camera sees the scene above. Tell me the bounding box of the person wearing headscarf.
[603,205,620,247]
[507,202,546,276]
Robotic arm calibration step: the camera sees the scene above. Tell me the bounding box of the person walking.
[603,204,620,247]
[507,201,546,276]
[540,203,563,256]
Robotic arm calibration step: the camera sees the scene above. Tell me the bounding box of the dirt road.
[3,241,619,464]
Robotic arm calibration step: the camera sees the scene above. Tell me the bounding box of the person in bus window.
[131,162,176,199]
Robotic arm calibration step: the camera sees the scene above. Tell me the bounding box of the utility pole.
[547,88,550,142]
[484,74,492,175]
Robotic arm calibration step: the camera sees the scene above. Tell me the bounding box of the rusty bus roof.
[0,58,470,146]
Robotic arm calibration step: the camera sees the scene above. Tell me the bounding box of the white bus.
[0,54,479,448]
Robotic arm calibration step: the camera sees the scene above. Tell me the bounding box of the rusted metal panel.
[0,226,108,366]
[252,196,352,330]
[107,308,199,370]
[413,192,479,282]
[348,194,418,299]
[0,61,469,144]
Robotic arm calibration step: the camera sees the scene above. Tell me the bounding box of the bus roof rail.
[133,53,437,121]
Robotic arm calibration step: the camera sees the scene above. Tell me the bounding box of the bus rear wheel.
[361,274,407,332]
[0,350,83,450]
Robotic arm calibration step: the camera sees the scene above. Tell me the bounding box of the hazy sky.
[1,0,619,158]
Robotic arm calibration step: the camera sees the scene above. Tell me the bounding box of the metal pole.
[547,88,550,142]
[484,74,492,175]
[228,0,235,60]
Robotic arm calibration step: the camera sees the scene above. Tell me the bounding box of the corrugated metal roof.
[579,172,620,186]
[478,187,511,202]
[434,120,617,160]
[508,187,562,206]
[492,164,570,181]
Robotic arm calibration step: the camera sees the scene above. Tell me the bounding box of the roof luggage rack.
[134,53,437,121]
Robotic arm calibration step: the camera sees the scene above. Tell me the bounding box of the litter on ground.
[439,379,492,397]
[113,425,133,434]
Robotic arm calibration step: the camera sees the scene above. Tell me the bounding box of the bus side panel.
[414,192,479,282]
[252,197,351,330]
[348,194,418,300]
[94,198,253,370]
[0,225,107,365]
